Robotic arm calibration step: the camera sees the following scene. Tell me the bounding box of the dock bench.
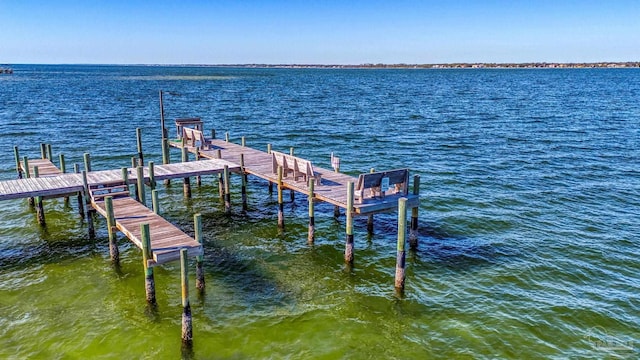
[354,168,409,203]
[271,150,322,185]
[182,127,212,150]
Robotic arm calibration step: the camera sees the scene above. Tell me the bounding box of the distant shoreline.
[211,62,640,69]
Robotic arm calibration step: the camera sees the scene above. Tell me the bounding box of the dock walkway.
[173,138,420,215]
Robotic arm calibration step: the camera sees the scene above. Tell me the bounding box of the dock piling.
[277,166,284,229]
[180,248,193,346]
[121,167,130,196]
[240,154,248,211]
[345,181,354,263]
[216,150,224,199]
[152,189,160,214]
[136,165,146,206]
[13,146,21,178]
[181,147,191,199]
[75,164,84,217]
[136,127,144,166]
[223,164,231,213]
[395,197,408,291]
[40,143,46,159]
[141,223,156,305]
[162,138,171,185]
[148,161,156,190]
[82,170,95,238]
[289,147,295,201]
[194,214,205,292]
[105,196,120,263]
[267,144,273,194]
[46,144,52,161]
[83,153,91,172]
[308,178,315,244]
[367,168,375,235]
[409,175,420,249]
[33,166,46,226]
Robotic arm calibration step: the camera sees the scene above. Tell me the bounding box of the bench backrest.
[355,168,409,197]
[271,151,315,178]
[182,127,207,149]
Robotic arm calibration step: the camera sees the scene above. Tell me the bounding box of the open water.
[0,65,639,359]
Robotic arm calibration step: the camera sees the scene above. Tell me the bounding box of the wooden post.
[409,175,420,249]
[40,143,46,159]
[240,154,248,211]
[152,189,160,214]
[289,147,295,201]
[180,248,193,346]
[23,156,34,207]
[225,132,229,142]
[367,168,375,235]
[121,167,130,196]
[215,149,224,199]
[159,90,166,139]
[59,154,69,206]
[241,136,246,147]
[162,138,170,185]
[211,129,216,139]
[223,165,231,213]
[267,144,273,195]
[141,223,156,305]
[333,154,340,218]
[33,166,46,227]
[395,197,408,291]
[46,144,52,160]
[182,147,191,199]
[277,165,284,229]
[308,178,315,244]
[105,196,119,263]
[82,170,95,239]
[148,161,156,191]
[345,181,354,263]
[195,151,202,187]
[136,127,144,166]
[194,213,205,291]
[83,153,91,172]
[13,146,21,178]
[22,156,30,178]
[59,154,66,173]
[136,165,146,206]
[75,164,84,217]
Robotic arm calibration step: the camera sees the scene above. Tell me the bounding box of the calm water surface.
[0,65,639,359]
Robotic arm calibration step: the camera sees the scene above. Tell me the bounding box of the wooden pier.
[2,118,422,347]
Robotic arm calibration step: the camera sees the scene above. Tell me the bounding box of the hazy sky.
[1,0,638,64]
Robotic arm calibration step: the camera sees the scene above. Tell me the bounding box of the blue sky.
[1,0,638,64]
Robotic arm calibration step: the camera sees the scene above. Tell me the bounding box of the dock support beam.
[162,138,170,185]
[40,143,47,159]
[33,166,46,227]
[345,181,354,263]
[277,166,284,229]
[308,178,315,244]
[180,248,193,347]
[148,161,156,191]
[105,196,119,263]
[395,197,408,292]
[240,154,248,211]
[182,147,191,199]
[83,153,91,172]
[409,175,420,249]
[223,165,231,213]
[141,223,156,305]
[46,144,53,161]
[194,214,205,292]
[152,189,160,214]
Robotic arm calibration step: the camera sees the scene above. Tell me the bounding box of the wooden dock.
[91,196,202,265]
[0,158,239,201]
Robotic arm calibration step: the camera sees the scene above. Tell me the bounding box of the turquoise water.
[0,65,639,359]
